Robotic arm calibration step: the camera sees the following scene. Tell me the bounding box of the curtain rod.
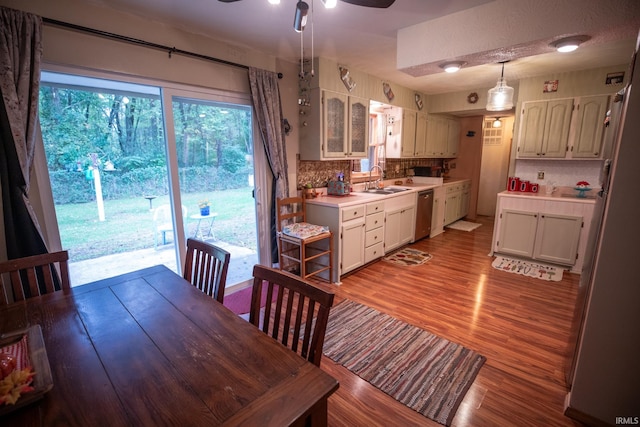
[42,17,250,71]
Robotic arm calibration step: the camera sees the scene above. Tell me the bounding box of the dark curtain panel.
[0,7,46,260]
[248,68,290,264]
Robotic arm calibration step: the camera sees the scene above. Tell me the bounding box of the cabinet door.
[496,209,538,258]
[534,213,582,265]
[460,186,470,218]
[399,206,415,246]
[446,119,460,157]
[341,219,365,273]
[518,101,547,158]
[384,208,402,252]
[541,98,573,158]
[401,110,417,157]
[414,112,428,157]
[572,95,609,158]
[349,96,369,157]
[426,115,448,157]
[431,187,445,237]
[322,91,347,158]
[444,192,460,225]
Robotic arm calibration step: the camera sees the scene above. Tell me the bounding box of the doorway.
[477,116,514,216]
[39,70,267,287]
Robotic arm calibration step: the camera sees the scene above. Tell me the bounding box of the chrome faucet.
[368,164,384,190]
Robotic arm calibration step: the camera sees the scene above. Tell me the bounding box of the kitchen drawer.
[365,212,384,230]
[365,228,383,247]
[364,242,384,263]
[366,201,385,215]
[446,184,462,193]
[342,205,365,222]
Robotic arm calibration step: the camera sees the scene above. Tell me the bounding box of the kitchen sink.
[360,187,410,195]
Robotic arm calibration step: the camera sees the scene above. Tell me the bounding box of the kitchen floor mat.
[492,256,563,281]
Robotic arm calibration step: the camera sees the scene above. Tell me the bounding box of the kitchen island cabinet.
[491,190,596,273]
[497,210,583,265]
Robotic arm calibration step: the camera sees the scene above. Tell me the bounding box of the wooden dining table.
[0,265,339,426]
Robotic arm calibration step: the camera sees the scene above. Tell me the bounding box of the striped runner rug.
[322,300,486,426]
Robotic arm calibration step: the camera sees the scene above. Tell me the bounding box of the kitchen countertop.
[498,187,598,204]
[305,177,469,208]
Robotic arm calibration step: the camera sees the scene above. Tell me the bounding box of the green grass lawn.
[55,187,257,261]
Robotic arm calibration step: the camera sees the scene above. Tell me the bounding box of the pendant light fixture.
[486,61,514,111]
[492,117,502,128]
[293,1,309,32]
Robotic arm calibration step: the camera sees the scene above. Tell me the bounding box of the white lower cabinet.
[384,193,416,253]
[491,192,595,273]
[443,180,470,226]
[306,200,385,284]
[431,186,445,237]
[341,214,366,274]
[364,201,385,263]
[497,209,582,266]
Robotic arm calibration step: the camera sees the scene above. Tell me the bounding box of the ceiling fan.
[217,0,396,8]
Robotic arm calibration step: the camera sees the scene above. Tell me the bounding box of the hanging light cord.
[310,0,315,76]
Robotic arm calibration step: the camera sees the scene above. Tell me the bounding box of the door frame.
[31,64,270,282]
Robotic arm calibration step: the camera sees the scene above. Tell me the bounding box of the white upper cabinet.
[516,95,610,160]
[571,95,610,158]
[299,89,369,160]
[517,99,573,158]
[426,115,460,158]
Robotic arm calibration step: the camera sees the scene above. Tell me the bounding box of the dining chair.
[0,250,71,305]
[276,196,333,283]
[183,238,230,303]
[249,264,335,367]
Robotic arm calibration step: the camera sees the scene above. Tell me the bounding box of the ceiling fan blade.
[339,0,396,8]
[217,0,242,2]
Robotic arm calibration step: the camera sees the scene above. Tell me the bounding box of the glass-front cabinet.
[300,88,368,160]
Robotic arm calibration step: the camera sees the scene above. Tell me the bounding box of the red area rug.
[223,284,278,315]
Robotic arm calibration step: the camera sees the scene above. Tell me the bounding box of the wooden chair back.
[249,264,334,366]
[276,196,306,232]
[0,250,71,304]
[183,238,230,303]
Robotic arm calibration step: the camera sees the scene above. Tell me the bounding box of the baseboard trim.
[564,392,610,427]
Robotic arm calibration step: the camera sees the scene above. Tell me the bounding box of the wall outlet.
[537,171,545,180]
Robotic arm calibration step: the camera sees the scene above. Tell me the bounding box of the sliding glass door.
[39,70,268,287]
[165,91,261,286]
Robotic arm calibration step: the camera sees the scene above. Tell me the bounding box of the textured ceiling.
[82,0,639,96]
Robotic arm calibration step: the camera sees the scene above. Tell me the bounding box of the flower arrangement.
[198,199,210,216]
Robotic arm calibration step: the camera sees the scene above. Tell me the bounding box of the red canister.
[519,180,530,192]
[508,177,520,192]
[530,183,539,193]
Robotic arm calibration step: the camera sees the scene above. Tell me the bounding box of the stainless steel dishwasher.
[414,189,433,241]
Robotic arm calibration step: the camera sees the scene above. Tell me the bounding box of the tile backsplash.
[296,158,443,189]
[514,159,604,188]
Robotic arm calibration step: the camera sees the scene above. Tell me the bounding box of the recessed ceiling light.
[551,35,591,53]
[440,62,465,73]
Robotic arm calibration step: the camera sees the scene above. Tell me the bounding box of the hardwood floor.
[319,216,583,427]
